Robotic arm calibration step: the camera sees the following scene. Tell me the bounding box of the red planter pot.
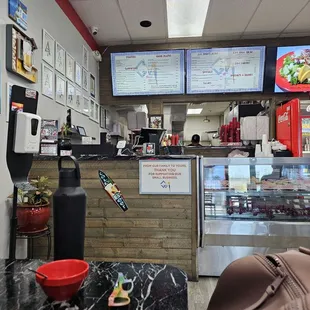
[17,203,51,233]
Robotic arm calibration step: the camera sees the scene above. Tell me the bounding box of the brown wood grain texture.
[31,159,197,279]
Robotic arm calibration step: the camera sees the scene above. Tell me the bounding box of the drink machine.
[276,99,302,157]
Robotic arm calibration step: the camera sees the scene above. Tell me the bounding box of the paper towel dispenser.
[13,112,41,153]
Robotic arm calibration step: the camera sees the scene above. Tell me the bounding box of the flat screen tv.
[275,46,310,93]
[110,50,185,96]
[187,46,266,94]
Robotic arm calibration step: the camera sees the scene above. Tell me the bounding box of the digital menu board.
[111,50,184,96]
[187,47,266,94]
[275,46,310,93]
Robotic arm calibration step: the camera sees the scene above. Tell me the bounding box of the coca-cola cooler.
[276,99,302,157]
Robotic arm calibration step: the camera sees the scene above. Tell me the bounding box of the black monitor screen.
[77,126,86,136]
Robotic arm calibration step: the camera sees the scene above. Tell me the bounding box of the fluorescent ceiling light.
[187,108,203,115]
[166,0,210,38]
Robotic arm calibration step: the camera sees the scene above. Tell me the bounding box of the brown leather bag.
[208,247,310,310]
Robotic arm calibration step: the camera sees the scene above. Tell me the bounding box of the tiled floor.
[188,277,218,310]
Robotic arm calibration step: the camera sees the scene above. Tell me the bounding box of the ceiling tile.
[132,39,168,45]
[118,0,167,40]
[204,34,242,41]
[203,0,261,35]
[69,0,130,44]
[279,32,310,38]
[241,33,280,39]
[283,2,310,33]
[245,0,309,33]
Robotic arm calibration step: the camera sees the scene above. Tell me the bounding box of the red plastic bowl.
[35,259,89,301]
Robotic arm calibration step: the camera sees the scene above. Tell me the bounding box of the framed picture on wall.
[149,115,163,129]
[89,99,95,120]
[82,45,88,70]
[67,81,75,108]
[55,74,66,106]
[42,29,55,67]
[83,96,89,116]
[100,106,106,129]
[42,63,54,99]
[55,42,65,75]
[90,73,96,98]
[94,101,100,123]
[82,68,89,92]
[75,88,82,112]
[9,0,28,31]
[66,52,75,82]
[75,63,82,87]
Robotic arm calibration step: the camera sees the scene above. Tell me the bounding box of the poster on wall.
[89,99,95,120]
[275,46,310,93]
[82,45,89,70]
[149,115,163,129]
[75,63,82,87]
[83,96,89,116]
[8,0,27,31]
[82,68,89,91]
[42,29,55,67]
[90,73,96,98]
[75,89,82,112]
[55,74,66,106]
[67,81,75,108]
[139,160,192,195]
[42,63,54,99]
[66,52,75,82]
[55,42,65,75]
[41,119,58,143]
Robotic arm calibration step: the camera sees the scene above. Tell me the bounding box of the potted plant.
[15,176,52,233]
[58,123,72,156]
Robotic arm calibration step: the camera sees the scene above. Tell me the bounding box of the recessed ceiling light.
[140,20,152,28]
[166,0,211,38]
[187,108,203,115]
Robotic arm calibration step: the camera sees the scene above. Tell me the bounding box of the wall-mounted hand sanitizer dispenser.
[14,112,42,153]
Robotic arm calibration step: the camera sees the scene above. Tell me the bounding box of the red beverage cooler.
[276,99,302,157]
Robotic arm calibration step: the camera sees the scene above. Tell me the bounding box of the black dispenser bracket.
[6,85,39,260]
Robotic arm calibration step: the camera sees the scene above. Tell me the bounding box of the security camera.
[90,26,98,36]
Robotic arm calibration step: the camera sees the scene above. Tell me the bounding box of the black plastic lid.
[58,156,81,187]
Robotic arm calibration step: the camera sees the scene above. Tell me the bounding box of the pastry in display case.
[204,158,310,221]
[199,157,310,276]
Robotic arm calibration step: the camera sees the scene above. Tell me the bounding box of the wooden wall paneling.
[32,159,197,279]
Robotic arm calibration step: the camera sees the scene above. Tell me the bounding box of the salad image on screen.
[275,46,310,93]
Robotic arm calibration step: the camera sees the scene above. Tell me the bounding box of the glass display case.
[198,157,310,276]
[204,157,310,221]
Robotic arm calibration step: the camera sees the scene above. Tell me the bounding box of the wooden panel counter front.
[30,157,198,280]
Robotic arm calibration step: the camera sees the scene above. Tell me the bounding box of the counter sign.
[139,160,191,195]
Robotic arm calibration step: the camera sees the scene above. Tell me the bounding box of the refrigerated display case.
[198,157,310,276]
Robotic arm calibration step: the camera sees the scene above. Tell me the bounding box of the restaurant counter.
[30,156,198,281]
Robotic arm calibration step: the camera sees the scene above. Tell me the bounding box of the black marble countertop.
[33,155,197,161]
[0,260,188,310]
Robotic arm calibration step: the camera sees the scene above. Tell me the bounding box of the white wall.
[184,116,220,144]
[0,0,100,258]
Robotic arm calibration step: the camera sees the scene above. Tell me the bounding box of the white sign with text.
[139,160,192,195]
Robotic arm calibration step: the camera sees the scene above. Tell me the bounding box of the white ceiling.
[70,0,310,45]
[196,102,230,116]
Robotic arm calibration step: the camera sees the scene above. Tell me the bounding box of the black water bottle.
[53,156,87,260]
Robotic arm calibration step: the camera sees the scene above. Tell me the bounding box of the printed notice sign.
[139,160,191,195]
